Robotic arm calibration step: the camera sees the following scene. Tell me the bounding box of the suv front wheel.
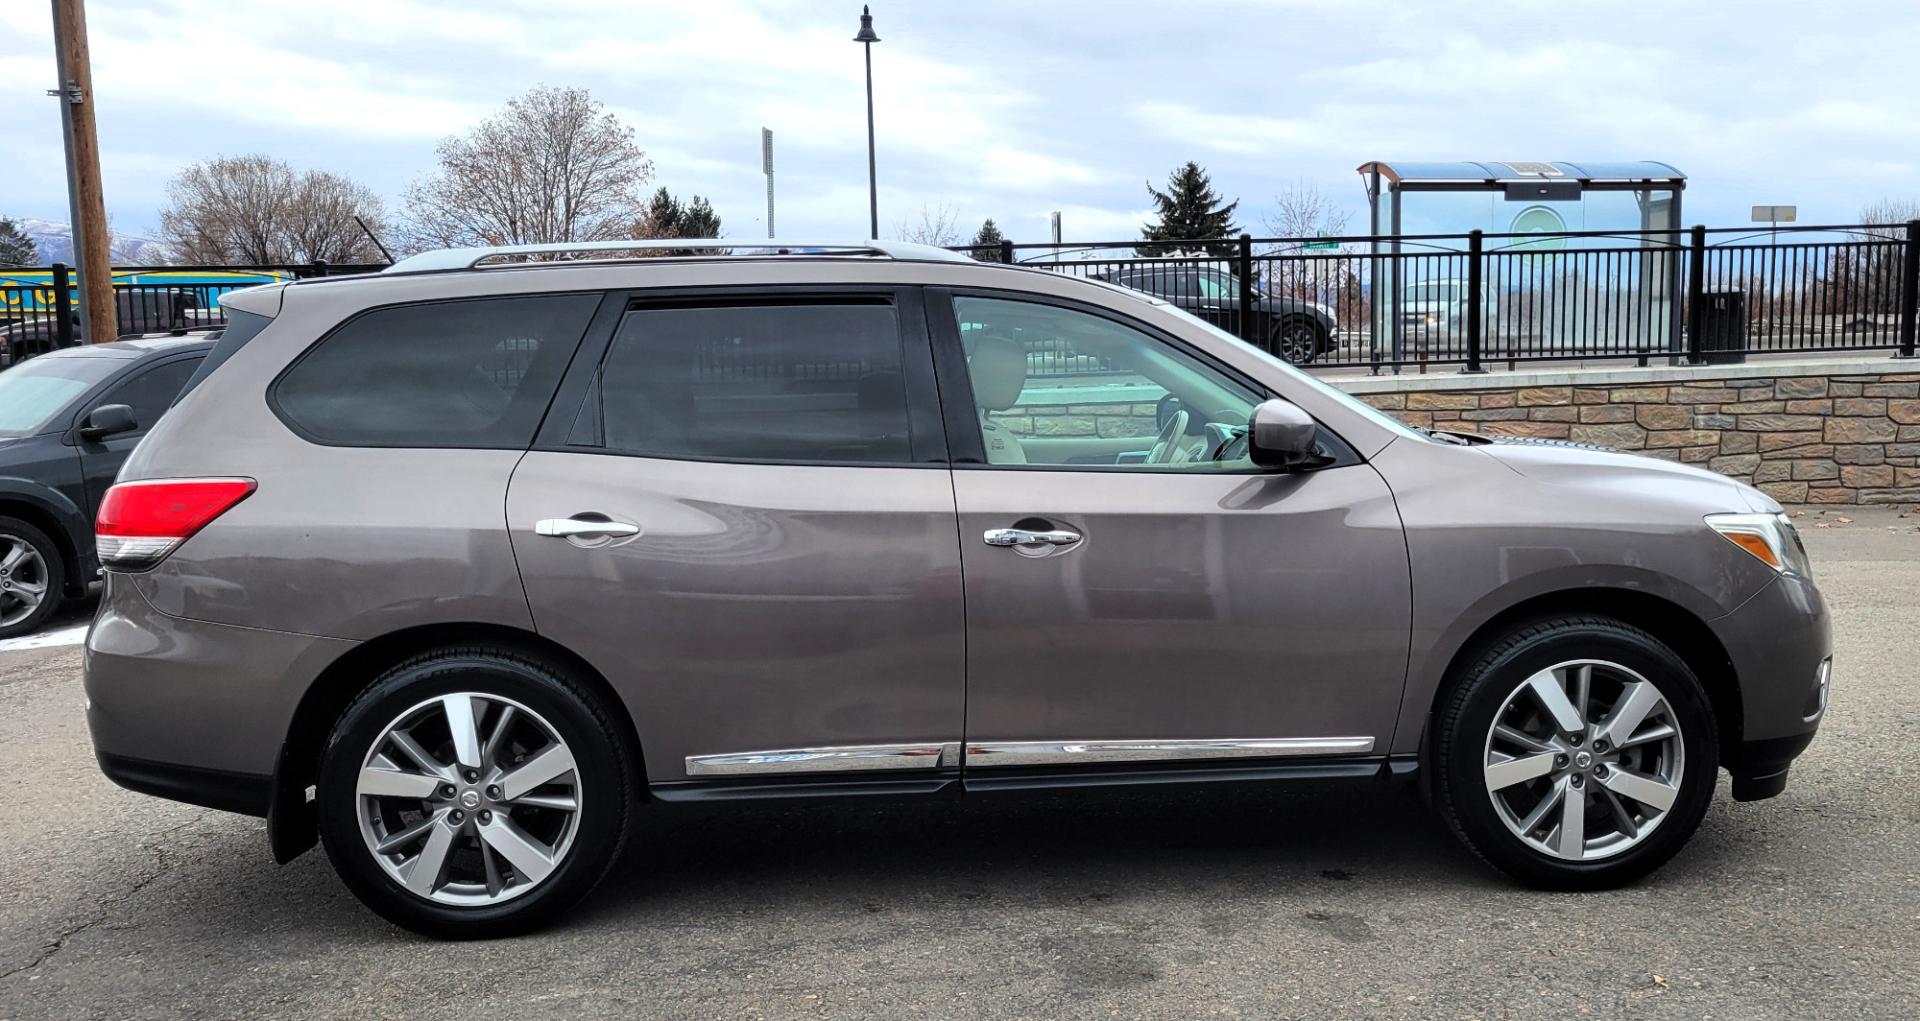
[317,647,635,937]
[0,516,64,639]
[1433,616,1719,889]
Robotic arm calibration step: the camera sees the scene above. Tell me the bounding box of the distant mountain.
[13,218,173,266]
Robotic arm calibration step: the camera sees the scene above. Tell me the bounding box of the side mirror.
[1247,398,1319,469]
[80,403,138,441]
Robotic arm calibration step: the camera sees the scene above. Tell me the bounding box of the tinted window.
[177,308,272,401]
[593,302,911,463]
[274,294,597,447]
[0,354,123,437]
[97,357,201,435]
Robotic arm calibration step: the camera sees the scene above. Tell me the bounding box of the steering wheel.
[1146,409,1189,465]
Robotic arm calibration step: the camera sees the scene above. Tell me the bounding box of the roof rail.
[383,238,974,274]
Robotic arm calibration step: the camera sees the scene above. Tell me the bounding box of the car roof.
[30,335,217,360]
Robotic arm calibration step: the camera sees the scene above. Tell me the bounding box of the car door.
[75,353,203,516]
[930,289,1410,776]
[506,287,967,788]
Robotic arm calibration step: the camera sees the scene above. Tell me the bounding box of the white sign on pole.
[1751,205,1797,223]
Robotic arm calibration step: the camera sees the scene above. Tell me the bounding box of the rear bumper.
[96,752,271,817]
[1711,572,1831,801]
[84,574,353,807]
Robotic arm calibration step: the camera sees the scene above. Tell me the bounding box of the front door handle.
[536,518,641,539]
[984,527,1082,548]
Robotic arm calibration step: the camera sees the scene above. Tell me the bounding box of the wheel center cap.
[459,790,482,810]
[1574,750,1593,770]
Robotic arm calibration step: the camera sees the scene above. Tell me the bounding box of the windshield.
[1405,282,1460,302]
[0,355,122,437]
[1153,302,1425,442]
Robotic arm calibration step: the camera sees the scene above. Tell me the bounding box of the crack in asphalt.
[0,810,212,984]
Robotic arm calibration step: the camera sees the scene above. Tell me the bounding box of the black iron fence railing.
[2,261,383,365]
[953,222,1920,374]
[7,225,1918,374]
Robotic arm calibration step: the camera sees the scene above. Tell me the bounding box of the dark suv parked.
[0,337,209,636]
[1094,264,1337,364]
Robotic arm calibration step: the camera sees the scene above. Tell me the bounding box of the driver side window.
[952,296,1261,470]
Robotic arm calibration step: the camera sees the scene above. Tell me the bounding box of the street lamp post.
[854,5,880,240]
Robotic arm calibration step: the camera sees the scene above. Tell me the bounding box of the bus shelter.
[1356,161,1687,368]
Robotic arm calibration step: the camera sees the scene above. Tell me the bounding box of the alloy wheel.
[1276,321,1318,365]
[355,693,582,906]
[1482,659,1685,862]
[0,534,50,629]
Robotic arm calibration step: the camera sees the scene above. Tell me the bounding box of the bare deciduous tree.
[159,155,387,265]
[895,203,961,247]
[1262,180,1352,242]
[401,86,654,251]
[1261,181,1362,322]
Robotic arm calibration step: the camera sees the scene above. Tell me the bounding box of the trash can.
[1699,290,1747,365]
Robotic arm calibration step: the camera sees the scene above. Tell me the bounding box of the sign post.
[1751,204,1796,245]
[761,128,775,238]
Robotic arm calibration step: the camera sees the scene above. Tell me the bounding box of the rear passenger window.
[591,302,911,464]
[273,294,597,447]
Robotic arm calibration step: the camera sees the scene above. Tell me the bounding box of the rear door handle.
[984,527,1082,548]
[536,518,641,538]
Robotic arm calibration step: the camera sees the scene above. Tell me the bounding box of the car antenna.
[354,215,396,265]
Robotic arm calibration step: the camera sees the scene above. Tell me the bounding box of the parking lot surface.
[2,507,1915,1020]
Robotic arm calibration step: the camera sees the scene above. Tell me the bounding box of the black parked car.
[0,336,211,637]
[1094,264,1338,365]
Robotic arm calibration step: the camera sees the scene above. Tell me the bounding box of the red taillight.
[95,478,255,571]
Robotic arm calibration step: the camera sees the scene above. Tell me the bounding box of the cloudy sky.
[4,0,1919,248]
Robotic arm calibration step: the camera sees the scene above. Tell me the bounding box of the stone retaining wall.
[1345,363,1920,505]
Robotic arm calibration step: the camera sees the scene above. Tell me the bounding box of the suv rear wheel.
[1272,316,1324,365]
[0,516,64,639]
[317,648,634,937]
[1433,616,1719,889]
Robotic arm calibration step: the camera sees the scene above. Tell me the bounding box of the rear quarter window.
[271,294,598,448]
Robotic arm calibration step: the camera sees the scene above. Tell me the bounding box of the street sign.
[1303,232,1340,250]
[1752,205,1797,223]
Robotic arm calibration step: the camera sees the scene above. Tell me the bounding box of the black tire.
[1271,316,1324,366]
[0,515,65,640]
[1432,615,1719,890]
[317,647,635,938]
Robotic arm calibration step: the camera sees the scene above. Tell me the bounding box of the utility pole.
[49,0,114,343]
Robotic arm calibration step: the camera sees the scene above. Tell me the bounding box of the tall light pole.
[853,6,880,240]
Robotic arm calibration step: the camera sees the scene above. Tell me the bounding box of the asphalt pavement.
[2,507,1916,1020]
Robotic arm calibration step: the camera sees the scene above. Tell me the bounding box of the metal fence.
[953,222,1920,374]
[1,261,382,366]
[8,226,1917,375]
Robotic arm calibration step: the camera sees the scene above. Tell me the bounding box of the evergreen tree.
[678,195,722,238]
[970,218,1007,261]
[640,187,682,238]
[1138,161,1239,256]
[0,217,37,267]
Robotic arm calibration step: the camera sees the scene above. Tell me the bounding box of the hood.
[1477,437,1774,513]
[1400,300,1456,315]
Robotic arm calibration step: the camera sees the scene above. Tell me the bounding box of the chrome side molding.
[962,736,1375,768]
[685,742,951,777]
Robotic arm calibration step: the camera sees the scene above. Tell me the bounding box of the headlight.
[1705,512,1812,577]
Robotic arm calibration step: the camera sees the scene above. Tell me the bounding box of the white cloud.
[6,0,1920,240]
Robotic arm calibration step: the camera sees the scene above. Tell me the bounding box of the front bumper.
[1709,571,1831,801]
[84,574,353,815]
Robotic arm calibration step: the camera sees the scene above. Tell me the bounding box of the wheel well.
[1429,589,1743,768]
[0,498,82,596]
[267,622,644,862]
